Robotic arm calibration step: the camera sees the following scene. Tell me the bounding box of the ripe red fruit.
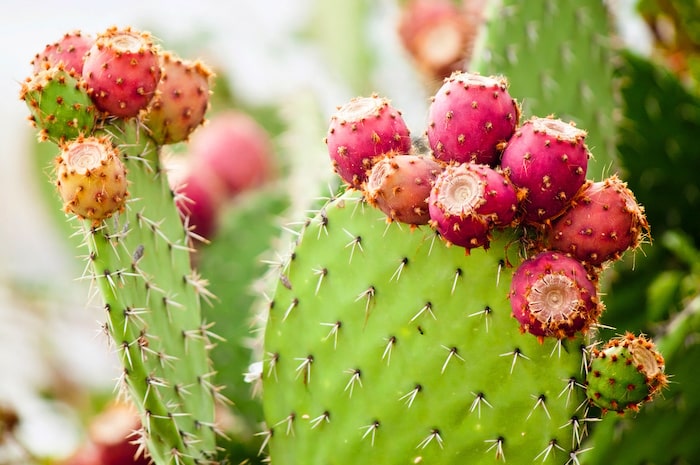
[546,175,650,266]
[509,251,602,340]
[82,26,162,118]
[189,110,276,197]
[428,162,518,250]
[501,116,589,224]
[427,71,519,166]
[326,94,412,188]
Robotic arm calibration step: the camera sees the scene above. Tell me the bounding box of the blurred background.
[3,0,698,463]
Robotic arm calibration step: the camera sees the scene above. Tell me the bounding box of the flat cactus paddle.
[262,190,590,465]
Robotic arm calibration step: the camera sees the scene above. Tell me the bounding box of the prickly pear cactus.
[258,2,668,464]
[470,0,618,175]
[20,26,220,465]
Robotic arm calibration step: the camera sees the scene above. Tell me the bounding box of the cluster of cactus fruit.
[326,70,653,346]
[20,27,222,464]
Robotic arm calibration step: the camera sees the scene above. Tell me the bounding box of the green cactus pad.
[20,65,96,143]
[470,0,617,176]
[263,190,590,465]
[81,119,219,464]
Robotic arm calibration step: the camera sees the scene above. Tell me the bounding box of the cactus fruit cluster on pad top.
[261,70,666,464]
[20,26,220,465]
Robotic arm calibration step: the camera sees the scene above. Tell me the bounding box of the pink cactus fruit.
[397,0,474,81]
[546,175,650,266]
[144,51,213,145]
[428,162,519,251]
[188,110,276,197]
[426,71,519,166]
[82,26,162,118]
[364,154,444,225]
[165,154,226,240]
[31,30,94,74]
[501,116,589,224]
[325,94,412,188]
[509,250,602,340]
[55,136,128,224]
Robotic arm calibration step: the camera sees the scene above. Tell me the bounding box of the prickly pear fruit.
[82,26,162,118]
[189,110,276,196]
[586,333,667,413]
[326,94,412,188]
[427,71,519,166]
[546,175,650,267]
[144,51,213,145]
[501,117,589,224]
[428,162,518,250]
[263,190,589,465]
[509,251,602,340]
[55,135,128,223]
[364,154,443,225]
[31,30,94,74]
[397,0,473,81]
[19,65,97,143]
[173,170,225,240]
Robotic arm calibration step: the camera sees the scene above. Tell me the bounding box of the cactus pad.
[262,190,591,465]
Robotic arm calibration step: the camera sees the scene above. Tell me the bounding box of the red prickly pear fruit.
[426,71,519,166]
[144,51,213,145]
[546,175,650,266]
[501,116,589,224]
[31,30,94,74]
[428,162,518,250]
[325,94,412,188]
[82,26,162,118]
[364,154,444,225]
[509,250,602,340]
[55,136,128,224]
[397,0,474,81]
[189,110,276,197]
[586,332,667,413]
